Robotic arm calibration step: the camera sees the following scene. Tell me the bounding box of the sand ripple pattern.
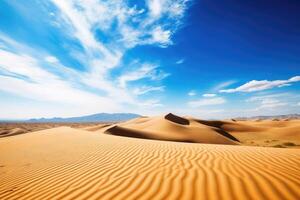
[0,127,299,200]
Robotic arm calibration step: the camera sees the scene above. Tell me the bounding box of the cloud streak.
[220,76,300,93]
[133,86,165,95]
[0,47,119,111]
[203,93,216,97]
[118,63,169,88]
[188,90,196,96]
[176,58,185,64]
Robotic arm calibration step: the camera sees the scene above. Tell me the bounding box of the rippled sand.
[0,126,299,200]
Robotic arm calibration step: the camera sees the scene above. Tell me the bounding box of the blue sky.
[0,0,300,119]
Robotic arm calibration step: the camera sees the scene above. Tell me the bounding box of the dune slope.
[194,119,300,147]
[0,127,299,200]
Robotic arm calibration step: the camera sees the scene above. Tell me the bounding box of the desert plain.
[0,113,300,199]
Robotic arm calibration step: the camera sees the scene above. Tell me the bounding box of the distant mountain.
[235,114,300,120]
[27,113,141,123]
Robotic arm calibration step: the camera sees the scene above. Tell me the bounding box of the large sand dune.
[105,113,239,145]
[0,126,300,200]
[104,113,300,148]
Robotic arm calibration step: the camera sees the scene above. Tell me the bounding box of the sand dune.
[209,119,300,147]
[1,114,300,148]
[104,113,300,148]
[105,113,239,145]
[0,126,299,200]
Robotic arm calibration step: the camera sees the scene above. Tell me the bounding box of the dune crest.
[164,113,190,125]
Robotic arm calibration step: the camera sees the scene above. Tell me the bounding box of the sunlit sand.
[1,114,300,200]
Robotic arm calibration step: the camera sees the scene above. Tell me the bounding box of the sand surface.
[0,126,300,200]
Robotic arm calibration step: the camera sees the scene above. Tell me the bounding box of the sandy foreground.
[0,115,300,199]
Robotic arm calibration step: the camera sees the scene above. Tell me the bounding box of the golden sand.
[0,126,300,200]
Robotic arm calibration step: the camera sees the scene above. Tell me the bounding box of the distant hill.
[235,114,300,120]
[27,113,141,123]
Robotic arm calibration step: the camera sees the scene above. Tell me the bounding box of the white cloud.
[176,58,184,64]
[0,50,55,81]
[212,80,236,91]
[298,102,300,106]
[147,0,188,19]
[188,97,226,107]
[57,1,184,96]
[147,0,162,18]
[220,76,300,93]
[0,49,119,110]
[0,35,133,113]
[51,0,189,51]
[188,90,196,96]
[45,56,59,63]
[0,0,191,118]
[133,86,164,95]
[49,0,181,95]
[151,26,172,47]
[118,63,168,88]
[52,1,109,56]
[203,93,216,97]
[290,76,300,82]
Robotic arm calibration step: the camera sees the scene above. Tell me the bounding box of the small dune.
[0,122,103,137]
[0,128,25,137]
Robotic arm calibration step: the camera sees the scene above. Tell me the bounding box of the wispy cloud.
[258,99,287,109]
[118,63,169,88]
[212,80,236,91]
[0,0,191,117]
[150,26,172,47]
[188,97,226,107]
[50,0,183,100]
[133,86,164,95]
[0,46,119,110]
[176,58,185,64]
[246,93,289,102]
[147,0,188,20]
[203,93,216,97]
[45,56,59,64]
[246,93,289,110]
[220,76,300,93]
[188,90,196,96]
